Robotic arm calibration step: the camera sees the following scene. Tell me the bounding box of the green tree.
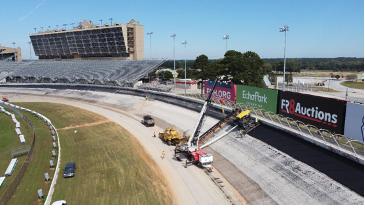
[285,73,293,84]
[345,74,357,81]
[221,50,265,87]
[268,71,277,83]
[176,68,193,79]
[263,62,273,73]
[158,71,173,80]
[241,51,265,87]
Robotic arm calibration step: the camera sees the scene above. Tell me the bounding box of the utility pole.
[279,25,289,91]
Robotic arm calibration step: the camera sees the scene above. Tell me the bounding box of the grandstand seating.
[0,59,166,87]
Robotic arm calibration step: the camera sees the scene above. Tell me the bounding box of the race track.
[0,87,363,205]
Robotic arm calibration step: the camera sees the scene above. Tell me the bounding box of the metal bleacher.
[0,59,166,87]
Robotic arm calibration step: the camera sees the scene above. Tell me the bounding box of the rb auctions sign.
[278,91,347,134]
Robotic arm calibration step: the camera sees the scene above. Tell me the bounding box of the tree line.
[263,57,364,73]
[160,50,266,87]
[159,54,363,88]
[162,57,364,73]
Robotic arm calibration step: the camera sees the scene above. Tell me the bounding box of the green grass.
[53,123,172,204]
[313,88,340,92]
[0,108,33,197]
[340,81,364,90]
[6,102,173,205]
[6,105,56,205]
[294,70,362,78]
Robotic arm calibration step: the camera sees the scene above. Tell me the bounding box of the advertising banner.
[277,91,347,134]
[344,102,364,142]
[204,81,236,103]
[236,85,278,113]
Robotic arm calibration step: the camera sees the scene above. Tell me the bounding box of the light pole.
[99,19,103,26]
[0,44,3,61]
[12,42,16,61]
[223,35,229,52]
[171,33,176,87]
[109,18,113,25]
[56,25,58,30]
[147,32,153,59]
[70,23,75,29]
[34,28,36,33]
[28,42,32,60]
[279,25,289,91]
[40,27,43,31]
[182,41,187,94]
[63,24,68,30]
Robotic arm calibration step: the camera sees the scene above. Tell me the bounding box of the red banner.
[204,81,236,104]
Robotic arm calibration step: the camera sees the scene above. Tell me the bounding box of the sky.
[0,0,363,60]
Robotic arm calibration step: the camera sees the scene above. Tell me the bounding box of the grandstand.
[0,46,22,62]
[0,18,171,90]
[0,59,166,87]
[29,19,144,61]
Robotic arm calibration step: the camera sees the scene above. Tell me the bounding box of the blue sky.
[0,0,363,60]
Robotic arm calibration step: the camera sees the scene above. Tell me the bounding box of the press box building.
[29,19,144,60]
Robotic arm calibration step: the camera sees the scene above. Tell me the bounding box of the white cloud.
[19,0,47,22]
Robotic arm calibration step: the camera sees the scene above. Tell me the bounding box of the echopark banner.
[277,91,347,134]
[204,81,236,103]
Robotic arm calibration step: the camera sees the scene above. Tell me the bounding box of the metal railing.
[0,105,35,205]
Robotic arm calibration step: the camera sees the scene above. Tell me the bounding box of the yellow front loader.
[159,127,189,146]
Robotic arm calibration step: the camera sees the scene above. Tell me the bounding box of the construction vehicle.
[2,97,9,102]
[175,77,221,171]
[175,77,260,171]
[141,115,155,127]
[159,127,189,146]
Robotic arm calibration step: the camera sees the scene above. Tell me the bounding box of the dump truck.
[141,115,155,127]
[159,127,189,146]
[2,97,9,102]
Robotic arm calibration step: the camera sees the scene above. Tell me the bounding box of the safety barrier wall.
[44,122,61,205]
[0,104,35,205]
[344,102,364,142]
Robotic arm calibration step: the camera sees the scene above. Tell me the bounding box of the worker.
[239,130,243,138]
[146,95,148,100]
[153,132,156,137]
[162,151,165,159]
[255,118,258,125]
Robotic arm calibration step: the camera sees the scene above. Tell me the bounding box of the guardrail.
[0,104,35,205]
[44,121,61,205]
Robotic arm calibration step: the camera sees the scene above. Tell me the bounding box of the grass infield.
[3,102,172,205]
[340,81,364,90]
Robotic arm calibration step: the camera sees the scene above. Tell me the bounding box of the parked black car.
[63,162,76,178]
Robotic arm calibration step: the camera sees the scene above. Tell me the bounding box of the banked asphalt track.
[250,125,364,196]
[0,84,363,204]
